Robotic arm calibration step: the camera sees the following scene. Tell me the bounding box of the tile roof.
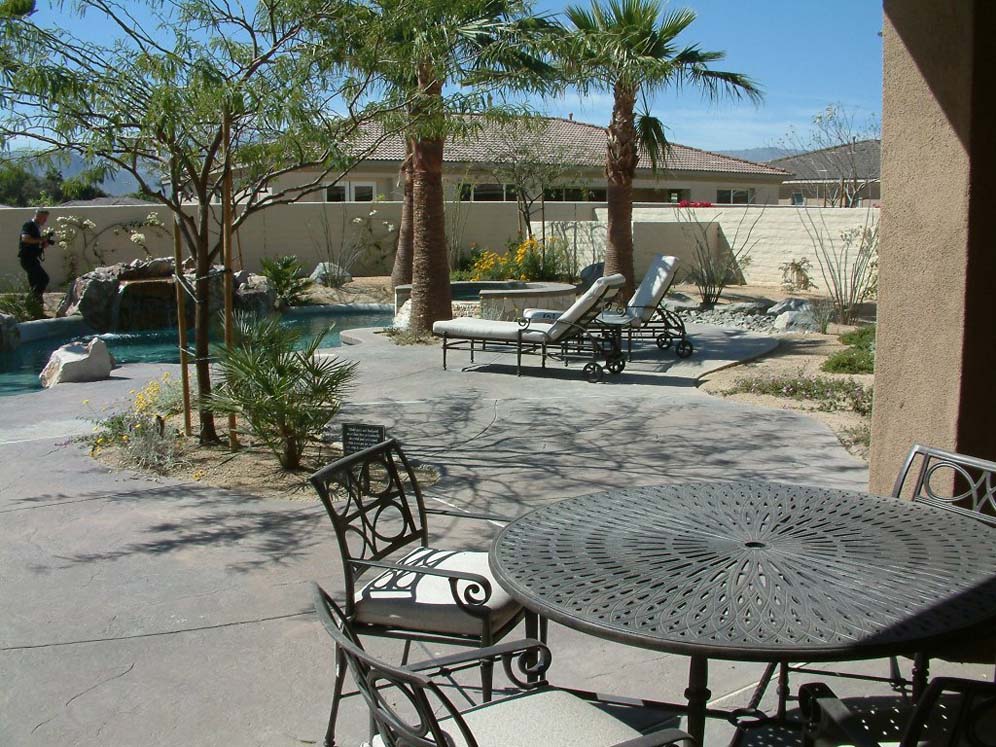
[768,139,880,181]
[354,116,787,177]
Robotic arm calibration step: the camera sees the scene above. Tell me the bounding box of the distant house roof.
[768,139,880,181]
[355,117,787,178]
[59,196,158,207]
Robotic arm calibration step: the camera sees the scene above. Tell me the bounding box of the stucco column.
[870,1,996,493]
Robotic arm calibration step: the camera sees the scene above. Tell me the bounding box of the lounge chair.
[527,254,693,359]
[432,274,626,383]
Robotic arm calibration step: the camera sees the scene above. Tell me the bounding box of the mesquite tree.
[1,0,405,441]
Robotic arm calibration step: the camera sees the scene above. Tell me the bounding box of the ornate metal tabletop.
[490,481,996,662]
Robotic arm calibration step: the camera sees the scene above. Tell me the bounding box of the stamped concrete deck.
[0,323,985,746]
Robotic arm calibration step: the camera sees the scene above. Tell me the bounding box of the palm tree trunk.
[409,71,452,333]
[390,139,414,289]
[604,83,639,298]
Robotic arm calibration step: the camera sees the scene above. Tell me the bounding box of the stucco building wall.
[869,1,996,492]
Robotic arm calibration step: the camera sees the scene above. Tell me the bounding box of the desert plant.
[727,372,873,415]
[206,313,357,469]
[678,206,763,305]
[54,212,168,278]
[811,297,836,334]
[799,209,879,324]
[86,373,188,475]
[0,277,44,320]
[260,255,310,310]
[779,257,815,291]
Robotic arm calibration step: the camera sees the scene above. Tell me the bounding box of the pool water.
[0,309,392,397]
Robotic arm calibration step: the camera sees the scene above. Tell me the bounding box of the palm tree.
[562,0,762,296]
[357,0,554,333]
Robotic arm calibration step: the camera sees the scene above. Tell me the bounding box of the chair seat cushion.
[596,311,641,328]
[354,547,521,637]
[372,688,644,747]
[433,318,552,343]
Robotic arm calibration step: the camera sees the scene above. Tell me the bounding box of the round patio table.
[489,481,996,745]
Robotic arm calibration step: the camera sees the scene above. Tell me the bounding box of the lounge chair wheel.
[676,339,694,358]
[606,357,625,375]
[656,333,672,350]
[583,362,603,383]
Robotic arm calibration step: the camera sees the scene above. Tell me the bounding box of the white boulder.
[773,309,818,332]
[40,337,115,388]
[310,262,352,286]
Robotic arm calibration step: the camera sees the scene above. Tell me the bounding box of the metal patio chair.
[799,677,996,747]
[308,438,541,747]
[764,444,996,717]
[312,583,695,747]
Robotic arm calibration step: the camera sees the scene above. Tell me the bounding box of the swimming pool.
[0,308,392,397]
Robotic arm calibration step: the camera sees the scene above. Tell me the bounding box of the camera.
[45,231,55,246]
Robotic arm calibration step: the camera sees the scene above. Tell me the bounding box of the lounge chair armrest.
[799,682,882,747]
[425,506,514,524]
[609,728,695,747]
[409,637,551,687]
[348,558,494,611]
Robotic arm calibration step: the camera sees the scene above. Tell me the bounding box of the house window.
[791,192,805,206]
[717,188,754,204]
[325,181,376,202]
[473,183,505,201]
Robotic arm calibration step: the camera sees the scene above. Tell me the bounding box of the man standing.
[18,208,53,305]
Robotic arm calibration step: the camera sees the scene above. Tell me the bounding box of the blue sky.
[32,0,883,153]
[534,0,884,151]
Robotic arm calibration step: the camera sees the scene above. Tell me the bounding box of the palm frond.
[635,109,668,172]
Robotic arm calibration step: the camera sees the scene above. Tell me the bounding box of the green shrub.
[383,327,437,345]
[260,255,310,309]
[821,324,876,373]
[0,277,43,321]
[839,324,875,350]
[822,347,874,374]
[206,313,357,469]
[728,373,873,415]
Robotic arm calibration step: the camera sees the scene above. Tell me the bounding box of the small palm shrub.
[207,314,357,469]
[260,255,310,310]
[0,277,44,320]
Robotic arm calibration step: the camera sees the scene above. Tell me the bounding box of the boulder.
[768,298,812,316]
[725,299,775,314]
[39,337,115,388]
[235,274,277,317]
[310,262,352,286]
[662,292,699,311]
[0,312,19,352]
[773,309,818,332]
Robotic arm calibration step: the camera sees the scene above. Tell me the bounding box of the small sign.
[341,423,387,455]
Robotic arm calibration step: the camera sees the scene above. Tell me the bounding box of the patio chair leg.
[323,645,348,747]
[516,337,522,375]
[401,639,412,665]
[442,334,448,370]
[481,658,494,702]
[541,342,546,368]
[470,339,475,363]
[888,655,904,691]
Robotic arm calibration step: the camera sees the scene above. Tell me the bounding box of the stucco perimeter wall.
[621,206,881,291]
[1,202,875,292]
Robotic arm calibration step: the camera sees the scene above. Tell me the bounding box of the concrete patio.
[0,322,987,746]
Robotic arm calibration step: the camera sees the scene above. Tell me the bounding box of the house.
[268,116,788,206]
[769,139,881,207]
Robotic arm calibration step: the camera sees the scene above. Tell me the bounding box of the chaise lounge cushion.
[432,317,553,342]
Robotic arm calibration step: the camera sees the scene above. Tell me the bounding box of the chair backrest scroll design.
[310,439,431,607]
[893,444,996,526]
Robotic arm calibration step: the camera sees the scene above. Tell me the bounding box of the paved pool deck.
[0,323,984,746]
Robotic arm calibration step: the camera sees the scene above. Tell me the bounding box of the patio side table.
[489,481,996,745]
